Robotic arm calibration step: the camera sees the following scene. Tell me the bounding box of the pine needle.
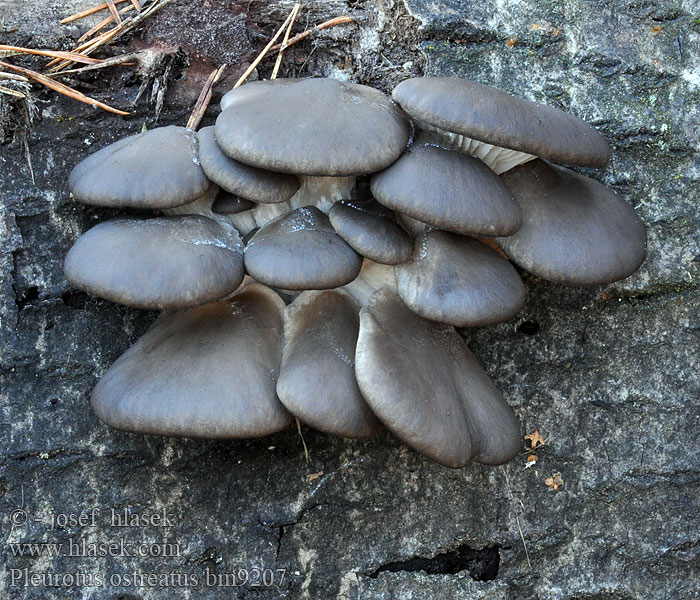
[270,16,354,52]
[0,60,128,115]
[271,2,300,80]
[186,63,227,130]
[0,44,104,65]
[60,0,130,24]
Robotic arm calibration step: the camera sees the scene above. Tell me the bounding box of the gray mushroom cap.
[277,290,383,438]
[355,289,520,468]
[198,126,299,204]
[211,189,255,214]
[215,78,411,176]
[328,200,412,265]
[392,77,611,168]
[91,283,292,438]
[370,145,522,236]
[68,125,211,209]
[220,78,299,111]
[244,206,362,290]
[497,160,647,284]
[396,230,526,327]
[64,215,244,309]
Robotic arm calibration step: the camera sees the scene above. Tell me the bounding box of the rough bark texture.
[1,1,699,598]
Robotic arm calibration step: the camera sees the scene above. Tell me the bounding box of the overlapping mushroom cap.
[68,125,211,209]
[64,216,244,309]
[392,77,611,168]
[215,77,411,175]
[497,160,647,284]
[92,283,291,438]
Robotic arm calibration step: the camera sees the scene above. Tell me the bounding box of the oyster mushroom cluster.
[64,77,646,468]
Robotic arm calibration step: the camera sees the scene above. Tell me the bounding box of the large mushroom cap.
[370,145,522,236]
[68,125,211,209]
[198,126,299,204]
[64,215,244,309]
[497,160,647,284]
[215,77,411,176]
[396,230,526,327]
[244,206,362,290]
[277,290,382,438]
[355,289,520,468]
[328,200,412,265]
[393,77,611,168]
[91,283,292,438]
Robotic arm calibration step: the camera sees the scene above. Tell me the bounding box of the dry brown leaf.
[525,429,546,449]
[545,473,563,491]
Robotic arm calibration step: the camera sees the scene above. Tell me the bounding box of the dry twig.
[270,15,354,52]
[186,64,227,130]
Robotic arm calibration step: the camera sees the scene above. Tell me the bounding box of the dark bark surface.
[1,1,698,598]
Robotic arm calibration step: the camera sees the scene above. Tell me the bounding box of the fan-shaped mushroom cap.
[497,160,647,284]
[68,125,211,209]
[244,206,362,290]
[211,189,255,214]
[64,215,244,309]
[328,200,412,265]
[277,290,382,438]
[91,283,292,438]
[220,78,298,111]
[393,77,611,168]
[370,145,522,236]
[355,289,520,468]
[198,126,299,203]
[396,230,525,327]
[215,78,411,176]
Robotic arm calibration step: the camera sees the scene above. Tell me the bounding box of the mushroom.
[328,199,412,265]
[370,144,522,236]
[198,125,300,204]
[68,125,211,208]
[392,77,611,173]
[244,206,362,290]
[211,189,255,215]
[396,230,526,327]
[497,160,647,284]
[355,288,521,468]
[277,290,382,438]
[91,283,292,438]
[64,215,244,309]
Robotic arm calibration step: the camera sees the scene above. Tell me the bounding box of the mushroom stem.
[340,259,398,306]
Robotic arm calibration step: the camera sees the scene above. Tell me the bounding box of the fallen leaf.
[524,454,538,469]
[545,472,563,491]
[525,429,546,449]
[307,471,323,481]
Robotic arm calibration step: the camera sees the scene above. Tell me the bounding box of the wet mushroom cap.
[64,215,244,309]
[355,289,521,468]
[244,206,362,290]
[211,189,255,214]
[277,290,383,438]
[91,283,292,438]
[370,145,522,236]
[215,77,411,176]
[328,200,413,265]
[68,125,211,209]
[396,230,526,327]
[497,160,647,284]
[392,77,611,168]
[198,126,299,203]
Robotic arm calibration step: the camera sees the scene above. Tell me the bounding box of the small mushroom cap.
[328,200,413,265]
[198,126,299,203]
[68,125,211,208]
[211,189,255,214]
[370,145,522,236]
[91,283,292,438]
[396,230,526,327]
[277,290,383,438]
[220,78,299,111]
[215,78,411,176]
[392,77,611,168]
[64,215,244,309]
[355,289,520,467]
[244,206,362,290]
[497,160,647,284]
